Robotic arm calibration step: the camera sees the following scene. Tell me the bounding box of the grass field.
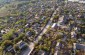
[0,1,29,17]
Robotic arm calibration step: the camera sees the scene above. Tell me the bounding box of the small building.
[74,27,80,32]
[74,43,85,50]
[56,42,62,48]
[54,50,60,55]
[73,43,85,55]
[26,31,34,37]
[25,23,30,28]
[62,34,67,42]
[60,25,68,29]
[35,28,41,34]
[33,23,41,29]
[18,28,24,33]
[35,14,39,19]
[58,16,64,23]
[12,33,18,39]
[71,31,77,38]
[68,0,79,2]
[51,23,57,28]
[1,30,5,34]
[69,14,74,19]
[54,42,61,55]
[38,50,46,55]
[79,0,85,3]
[0,34,2,41]
[41,16,46,20]
[0,37,2,41]
[6,45,15,53]
[78,38,85,43]
[17,40,27,49]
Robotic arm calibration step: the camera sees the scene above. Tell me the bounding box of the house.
[78,38,85,43]
[77,14,82,18]
[73,43,85,55]
[12,33,18,39]
[10,17,13,19]
[25,23,30,28]
[77,20,82,24]
[35,14,39,19]
[5,29,10,33]
[34,30,38,34]
[41,16,46,20]
[69,14,74,19]
[17,40,27,49]
[54,42,61,55]
[26,31,34,37]
[71,31,77,38]
[18,28,25,33]
[57,16,64,26]
[74,27,80,32]
[0,33,2,41]
[62,34,67,41]
[1,30,5,34]
[1,29,10,34]
[56,42,62,48]
[73,43,85,53]
[62,15,70,24]
[38,50,46,55]
[39,16,46,23]
[0,36,2,41]
[68,0,79,2]
[79,0,85,3]
[68,0,85,3]
[34,28,41,34]
[33,23,41,29]
[40,9,45,14]
[58,16,64,23]
[6,45,15,53]
[60,25,68,30]
[54,50,60,55]
[51,23,57,28]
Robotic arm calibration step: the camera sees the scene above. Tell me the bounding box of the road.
[34,8,57,43]
[22,8,57,55]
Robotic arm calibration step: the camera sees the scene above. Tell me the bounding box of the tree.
[1,40,12,49]
[0,47,3,55]
[14,33,25,43]
[14,44,19,52]
[53,15,59,20]
[2,29,14,40]
[5,52,13,55]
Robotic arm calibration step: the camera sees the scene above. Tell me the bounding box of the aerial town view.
[0,0,85,55]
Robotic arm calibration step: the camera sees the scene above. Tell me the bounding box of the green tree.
[5,52,13,55]
[0,47,3,55]
[14,33,25,43]
[1,40,12,49]
[2,29,14,40]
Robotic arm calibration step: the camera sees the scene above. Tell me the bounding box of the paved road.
[22,9,57,55]
[34,8,57,43]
